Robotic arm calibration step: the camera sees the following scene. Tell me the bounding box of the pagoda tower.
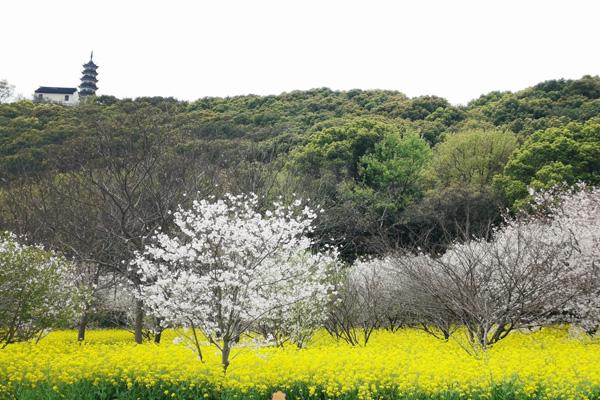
[79,51,98,97]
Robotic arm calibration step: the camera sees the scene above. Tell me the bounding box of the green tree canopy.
[495,120,600,208]
[399,129,518,248]
[290,118,398,180]
[353,131,432,213]
[430,129,518,189]
[288,118,432,257]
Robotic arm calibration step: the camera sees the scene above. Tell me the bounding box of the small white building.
[33,87,79,105]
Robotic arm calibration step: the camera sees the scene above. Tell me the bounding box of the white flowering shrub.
[325,257,408,346]
[401,219,581,350]
[253,251,336,348]
[255,294,328,348]
[133,194,339,370]
[0,232,80,348]
[390,185,600,350]
[534,185,600,333]
[356,255,460,340]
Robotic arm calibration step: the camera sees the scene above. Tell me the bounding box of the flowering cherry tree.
[133,194,339,370]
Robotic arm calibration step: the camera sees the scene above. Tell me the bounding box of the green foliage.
[0,75,599,258]
[355,131,432,213]
[398,95,452,120]
[0,233,79,348]
[287,119,432,257]
[291,118,397,180]
[495,120,600,208]
[430,129,518,189]
[3,379,582,400]
[396,129,518,247]
[0,101,81,177]
[467,75,600,134]
[0,88,468,182]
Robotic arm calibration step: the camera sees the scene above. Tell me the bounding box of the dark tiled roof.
[35,87,77,94]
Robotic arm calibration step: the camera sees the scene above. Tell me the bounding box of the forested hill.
[1,75,599,258]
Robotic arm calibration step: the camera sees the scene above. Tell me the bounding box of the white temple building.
[34,87,79,105]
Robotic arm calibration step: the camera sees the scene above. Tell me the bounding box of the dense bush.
[0,232,80,348]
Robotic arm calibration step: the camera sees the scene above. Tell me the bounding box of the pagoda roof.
[83,61,98,68]
[34,86,77,94]
[79,83,98,90]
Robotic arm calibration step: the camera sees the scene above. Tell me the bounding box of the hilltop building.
[33,52,98,105]
[34,87,79,105]
[79,52,99,97]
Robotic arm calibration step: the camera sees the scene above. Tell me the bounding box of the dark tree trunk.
[77,312,89,342]
[134,299,144,344]
[153,317,164,343]
[443,329,450,340]
[154,330,162,344]
[221,338,231,372]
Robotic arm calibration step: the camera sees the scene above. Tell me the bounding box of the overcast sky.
[3,0,600,105]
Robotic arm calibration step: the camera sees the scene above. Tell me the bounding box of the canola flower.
[0,328,599,400]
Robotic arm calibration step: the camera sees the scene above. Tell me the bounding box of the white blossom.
[133,193,339,370]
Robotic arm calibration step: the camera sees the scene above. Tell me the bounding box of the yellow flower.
[0,327,597,399]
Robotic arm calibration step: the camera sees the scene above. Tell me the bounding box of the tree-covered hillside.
[1,76,599,259]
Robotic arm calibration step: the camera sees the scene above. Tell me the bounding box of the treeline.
[2,76,599,257]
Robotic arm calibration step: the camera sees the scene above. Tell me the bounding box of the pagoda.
[79,51,98,97]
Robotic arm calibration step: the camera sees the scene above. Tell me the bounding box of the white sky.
[3,0,600,105]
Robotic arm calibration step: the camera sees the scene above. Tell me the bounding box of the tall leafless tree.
[1,104,217,343]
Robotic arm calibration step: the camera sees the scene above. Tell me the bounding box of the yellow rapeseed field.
[0,328,598,400]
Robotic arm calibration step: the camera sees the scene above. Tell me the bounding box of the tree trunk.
[134,299,144,344]
[77,312,89,342]
[221,338,231,372]
[78,272,98,342]
[153,317,164,344]
[443,329,450,341]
